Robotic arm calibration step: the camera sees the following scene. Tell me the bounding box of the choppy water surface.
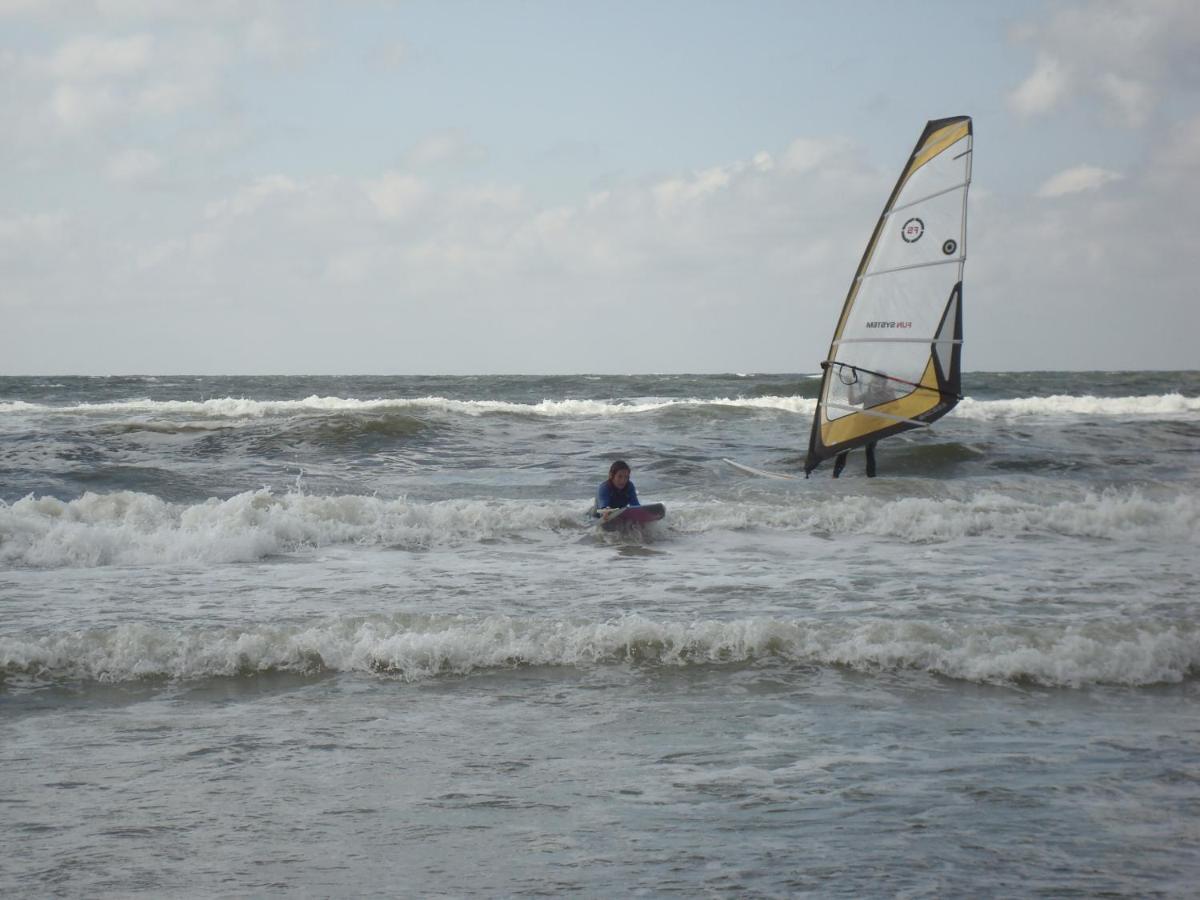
[2,372,1199,896]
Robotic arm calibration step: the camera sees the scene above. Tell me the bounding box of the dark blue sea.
[2,371,1198,896]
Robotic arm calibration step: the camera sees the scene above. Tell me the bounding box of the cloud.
[1008,0,1200,126]
[1008,53,1069,117]
[3,10,291,143]
[16,31,218,134]
[652,165,733,214]
[368,39,409,72]
[0,212,69,244]
[92,0,237,21]
[124,109,1193,374]
[1036,165,1123,198]
[0,0,45,14]
[244,15,319,66]
[365,172,430,222]
[48,82,118,130]
[205,174,301,219]
[1151,114,1200,180]
[404,130,487,169]
[105,147,163,184]
[780,136,851,174]
[46,33,153,80]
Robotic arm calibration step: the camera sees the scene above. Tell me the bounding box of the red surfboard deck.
[599,503,666,531]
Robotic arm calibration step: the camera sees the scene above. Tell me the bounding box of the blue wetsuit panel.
[596,480,640,511]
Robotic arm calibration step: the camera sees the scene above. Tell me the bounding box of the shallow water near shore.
[2,371,1199,896]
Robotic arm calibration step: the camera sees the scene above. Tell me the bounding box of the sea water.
[1,372,1198,897]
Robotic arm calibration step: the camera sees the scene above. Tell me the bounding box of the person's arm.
[627,482,640,507]
[596,481,612,510]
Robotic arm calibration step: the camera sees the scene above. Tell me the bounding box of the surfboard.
[597,503,666,531]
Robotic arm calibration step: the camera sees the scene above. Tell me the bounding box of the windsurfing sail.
[804,116,972,475]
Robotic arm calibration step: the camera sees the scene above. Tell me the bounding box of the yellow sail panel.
[821,359,943,447]
[909,120,971,174]
[805,117,971,474]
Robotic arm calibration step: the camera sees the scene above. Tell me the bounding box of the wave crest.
[3,392,1197,422]
[3,615,1195,688]
[2,487,1196,568]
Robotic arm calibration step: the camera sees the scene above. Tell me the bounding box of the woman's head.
[608,459,630,488]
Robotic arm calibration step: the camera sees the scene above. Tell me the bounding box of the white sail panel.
[892,135,971,211]
[868,188,967,275]
[838,265,960,352]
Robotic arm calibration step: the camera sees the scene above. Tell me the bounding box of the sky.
[2,0,1198,375]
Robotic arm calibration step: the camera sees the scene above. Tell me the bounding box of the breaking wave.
[953,393,1200,419]
[674,490,1200,542]
[1,487,1196,568]
[2,392,1197,422]
[3,614,1195,688]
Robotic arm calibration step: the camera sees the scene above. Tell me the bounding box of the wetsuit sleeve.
[627,482,640,507]
[596,481,613,509]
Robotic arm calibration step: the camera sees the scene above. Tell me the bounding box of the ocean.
[2,371,1198,897]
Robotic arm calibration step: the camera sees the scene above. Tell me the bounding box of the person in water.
[832,442,877,478]
[595,459,641,514]
[832,369,889,478]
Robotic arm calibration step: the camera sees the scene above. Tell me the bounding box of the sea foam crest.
[2,487,1196,568]
[3,393,1198,421]
[953,392,1200,419]
[3,614,1196,688]
[0,489,575,567]
[0,394,815,418]
[674,490,1200,542]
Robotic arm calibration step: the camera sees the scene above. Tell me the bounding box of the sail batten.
[804,116,972,474]
[833,338,962,345]
[890,180,971,213]
[823,404,935,427]
[859,256,962,279]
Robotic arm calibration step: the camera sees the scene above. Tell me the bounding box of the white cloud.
[105,147,162,184]
[405,130,486,169]
[1036,165,1123,198]
[365,172,430,221]
[205,174,301,219]
[0,0,45,14]
[780,136,850,173]
[49,82,118,130]
[1151,114,1200,179]
[1009,0,1200,127]
[244,15,318,66]
[1097,73,1151,126]
[3,11,286,143]
[369,39,409,72]
[653,165,732,214]
[0,212,69,244]
[93,0,248,22]
[47,33,153,80]
[325,246,378,285]
[1008,53,1069,117]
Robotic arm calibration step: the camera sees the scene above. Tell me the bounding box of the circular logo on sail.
[901,217,924,243]
[942,239,957,255]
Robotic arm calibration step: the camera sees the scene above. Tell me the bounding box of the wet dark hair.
[608,460,630,479]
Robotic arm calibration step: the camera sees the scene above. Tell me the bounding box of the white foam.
[3,614,1195,688]
[672,489,1200,542]
[2,487,1195,568]
[0,394,813,419]
[3,392,1196,422]
[953,393,1200,420]
[0,489,576,567]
